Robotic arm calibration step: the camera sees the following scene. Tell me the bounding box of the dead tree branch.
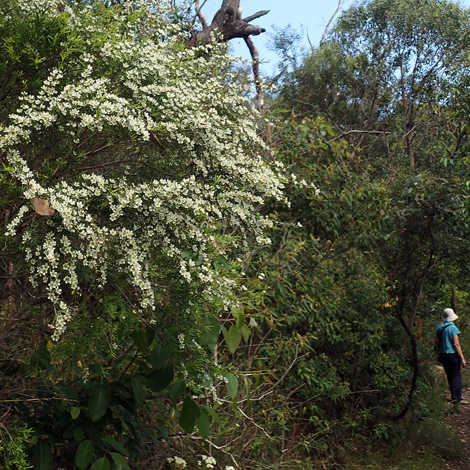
[194,0,208,29]
[186,0,268,47]
[244,36,264,111]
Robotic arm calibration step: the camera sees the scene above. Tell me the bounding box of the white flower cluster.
[8,0,59,16]
[2,0,284,338]
[198,455,217,469]
[167,456,187,469]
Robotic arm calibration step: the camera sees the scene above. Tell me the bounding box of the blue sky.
[200,0,470,76]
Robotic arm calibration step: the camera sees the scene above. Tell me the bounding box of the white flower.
[1,0,286,339]
[167,457,187,469]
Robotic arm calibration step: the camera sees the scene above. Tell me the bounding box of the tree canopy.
[283,0,470,170]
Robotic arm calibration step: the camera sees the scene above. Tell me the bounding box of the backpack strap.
[438,323,452,350]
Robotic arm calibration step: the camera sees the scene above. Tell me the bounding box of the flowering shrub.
[0,1,284,468]
[1,0,284,339]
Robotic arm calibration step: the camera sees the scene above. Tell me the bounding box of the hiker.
[435,308,468,404]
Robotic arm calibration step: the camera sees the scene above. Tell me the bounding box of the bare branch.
[186,0,267,47]
[306,27,314,52]
[194,0,208,29]
[321,0,344,43]
[242,10,269,23]
[244,36,264,111]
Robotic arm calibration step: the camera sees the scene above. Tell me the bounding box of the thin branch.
[237,405,273,440]
[321,0,344,43]
[192,437,241,469]
[306,27,314,52]
[329,129,391,142]
[242,10,269,23]
[244,36,264,111]
[75,160,141,171]
[194,0,208,29]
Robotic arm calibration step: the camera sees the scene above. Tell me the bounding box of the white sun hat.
[443,308,458,322]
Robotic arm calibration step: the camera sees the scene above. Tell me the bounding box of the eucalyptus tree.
[284,0,470,171]
[273,0,470,426]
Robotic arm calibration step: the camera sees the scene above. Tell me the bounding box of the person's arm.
[452,334,467,367]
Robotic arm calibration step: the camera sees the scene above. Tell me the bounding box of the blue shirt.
[436,321,460,353]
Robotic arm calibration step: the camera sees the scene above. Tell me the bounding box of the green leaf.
[132,328,155,355]
[73,428,85,442]
[75,440,95,470]
[71,406,81,419]
[204,406,222,426]
[102,435,129,457]
[30,342,51,370]
[110,453,130,470]
[149,343,172,370]
[169,379,186,404]
[244,376,252,414]
[156,419,169,441]
[131,376,145,406]
[213,254,230,269]
[31,442,53,470]
[223,324,242,353]
[231,305,244,315]
[240,324,251,342]
[179,397,200,433]
[91,457,111,470]
[149,362,174,392]
[200,316,221,349]
[226,373,238,399]
[63,425,77,439]
[88,384,110,422]
[197,408,210,439]
[232,305,245,329]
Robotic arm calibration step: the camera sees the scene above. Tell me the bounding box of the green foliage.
[185,114,470,468]
[0,423,34,470]
[280,0,470,171]
[2,312,224,469]
[4,0,470,468]
[259,117,403,440]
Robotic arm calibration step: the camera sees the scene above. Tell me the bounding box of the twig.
[192,437,241,469]
[242,10,269,23]
[306,27,314,52]
[75,160,135,171]
[329,129,391,142]
[0,397,77,403]
[237,405,272,440]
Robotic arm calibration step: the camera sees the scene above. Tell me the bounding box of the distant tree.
[282,0,470,170]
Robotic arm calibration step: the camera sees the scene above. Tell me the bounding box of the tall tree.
[283,0,470,170]
[273,0,470,425]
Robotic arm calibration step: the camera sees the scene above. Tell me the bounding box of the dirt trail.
[447,386,470,469]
